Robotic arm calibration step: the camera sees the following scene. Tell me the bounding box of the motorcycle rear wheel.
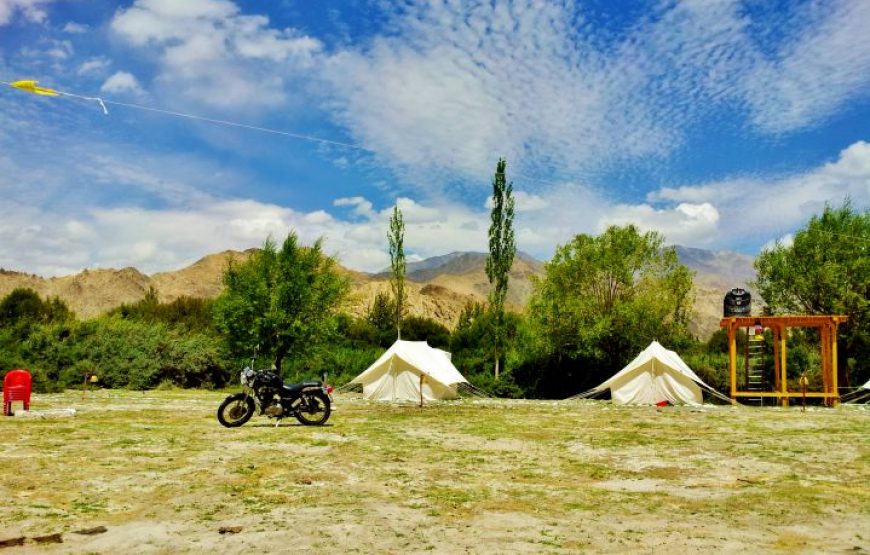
[295,392,331,426]
[217,393,255,428]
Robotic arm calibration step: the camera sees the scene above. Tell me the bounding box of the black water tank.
[724,288,751,317]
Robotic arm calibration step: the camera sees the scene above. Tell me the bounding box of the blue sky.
[1,0,868,276]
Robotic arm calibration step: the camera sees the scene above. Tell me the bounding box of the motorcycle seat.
[282,381,322,395]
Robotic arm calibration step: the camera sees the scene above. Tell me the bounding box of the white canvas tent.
[350,340,469,402]
[579,341,725,405]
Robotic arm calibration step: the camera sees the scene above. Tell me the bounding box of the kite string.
[1,78,364,151]
[57,90,108,115]
[102,98,366,151]
[3,79,870,244]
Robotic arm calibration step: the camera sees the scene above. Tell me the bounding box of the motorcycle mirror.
[321,371,328,383]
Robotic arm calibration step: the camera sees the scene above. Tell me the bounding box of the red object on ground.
[655,400,669,407]
[3,369,32,416]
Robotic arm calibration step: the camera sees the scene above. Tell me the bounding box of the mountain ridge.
[0,246,755,339]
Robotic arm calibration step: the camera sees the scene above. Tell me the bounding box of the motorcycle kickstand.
[274,418,282,428]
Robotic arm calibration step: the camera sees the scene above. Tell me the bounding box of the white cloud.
[645,141,870,246]
[321,0,870,190]
[334,196,375,219]
[17,38,72,63]
[3,0,870,278]
[85,155,213,205]
[78,57,110,75]
[45,38,71,59]
[742,0,870,132]
[512,191,548,213]
[110,0,322,109]
[599,202,721,246]
[62,21,87,33]
[100,71,145,95]
[1,137,866,277]
[0,195,478,275]
[505,181,725,253]
[0,0,52,25]
[322,1,671,188]
[761,233,794,253]
[486,190,548,212]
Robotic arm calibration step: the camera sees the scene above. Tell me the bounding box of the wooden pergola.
[720,315,848,406]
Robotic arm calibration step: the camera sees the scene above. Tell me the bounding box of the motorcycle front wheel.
[217,393,255,428]
[295,392,331,426]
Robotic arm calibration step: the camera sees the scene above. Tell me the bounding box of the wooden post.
[780,326,788,407]
[419,373,425,408]
[772,326,781,394]
[831,321,839,406]
[800,373,808,412]
[820,325,830,405]
[728,320,737,401]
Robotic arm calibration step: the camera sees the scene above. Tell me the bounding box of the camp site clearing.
[1,390,868,554]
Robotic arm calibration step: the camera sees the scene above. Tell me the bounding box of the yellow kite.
[9,80,59,97]
[5,78,108,114]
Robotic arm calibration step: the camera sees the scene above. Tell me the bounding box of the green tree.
[486,158,516,380]
[366,291,395,333]
[524,225,694,396]
[388,204,407,339]
[365,290,397,347]
[454,301,485,337]
[754,200,869,385]
[0,288,72,325]
[0,288,45,325]
[212,233,350,374]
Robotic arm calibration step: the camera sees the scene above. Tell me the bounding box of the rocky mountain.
[350,251,544,324]
[0,246,755,339]
[0,250,255,319]
[674,246,757,339]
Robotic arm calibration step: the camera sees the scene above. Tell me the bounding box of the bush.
[465,368,524,398]
[14,317,232,390]
[110,288,215,332]
[401,316,450,348]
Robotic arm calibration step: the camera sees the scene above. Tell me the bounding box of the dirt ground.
[0,390,868,554]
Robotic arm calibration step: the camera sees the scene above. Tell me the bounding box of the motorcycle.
[217,350,334,427]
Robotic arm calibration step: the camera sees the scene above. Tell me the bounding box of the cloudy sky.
[1,0,868,276]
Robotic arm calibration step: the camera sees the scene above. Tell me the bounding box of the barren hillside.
[0,247,755,338]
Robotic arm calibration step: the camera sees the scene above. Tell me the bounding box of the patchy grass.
[0,391,868,553]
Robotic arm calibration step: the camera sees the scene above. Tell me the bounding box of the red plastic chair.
[3,369,32,416]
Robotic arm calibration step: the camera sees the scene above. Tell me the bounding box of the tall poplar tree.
[486,158,516,380]
[388,204,407,339]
